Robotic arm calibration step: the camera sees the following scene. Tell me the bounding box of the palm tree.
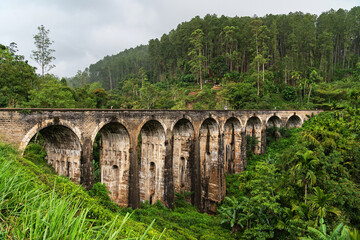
[290,150,319,203]
[301,218,349,240]
[218,196,250,234]
[307,187,341,220]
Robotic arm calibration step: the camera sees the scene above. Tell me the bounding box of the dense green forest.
[65,7,360,110]
[1,7,360,110]
[220,108,360,239]
[83,7,360,88]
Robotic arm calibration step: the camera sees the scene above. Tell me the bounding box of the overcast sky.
[1,0,358,78]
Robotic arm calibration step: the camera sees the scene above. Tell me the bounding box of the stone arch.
[199,118,222,211]
[267,115,282,128]
[245,116,262,154]
[21,120,82,183]
[139,120,166,204]
[266,115,283,141]
[286,114,303,128]
[90,120,129,146]
[137,117,167,138]
[25,123,82,183]
[95,121,130,207]
[172,118,195,194]
[170,115,194,133]
[20,119,82,152]
[223,117,242,174]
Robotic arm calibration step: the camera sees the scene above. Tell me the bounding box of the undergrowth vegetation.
[219,109,360,239]
[119,193,232,239]
[0,143,164,239]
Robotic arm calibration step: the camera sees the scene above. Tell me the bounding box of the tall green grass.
[0,143,164,239]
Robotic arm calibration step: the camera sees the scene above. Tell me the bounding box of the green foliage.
[220,81,259,109]
[58,7,360,110]
[0,44,37,107]
[188,29,207,89]
[89,182,119,212]
[122,195,233,240]
[283,85,297,101]
[307,187,341,220]
[246,135,259,156]
[25,75,76,108]
[23,142,54,173]
[190,85,218,109]
[302,218,349,240]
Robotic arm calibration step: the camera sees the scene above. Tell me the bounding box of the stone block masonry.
[0,108,321,212]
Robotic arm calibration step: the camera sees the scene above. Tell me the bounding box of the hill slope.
[0,142,234,239]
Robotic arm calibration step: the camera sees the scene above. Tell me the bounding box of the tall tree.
[220,26,238,72]
[31,25,56,77]
[250,19,269,96]
[188,29,207,89]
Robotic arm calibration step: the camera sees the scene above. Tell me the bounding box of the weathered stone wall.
[0,108,322,211]
[99,122,130,206]
[41,125,81,183]
[172,119,194,194]
[139,120,166,204]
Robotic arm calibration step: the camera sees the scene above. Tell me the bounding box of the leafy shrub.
[89,182,119,212]
[282,85,297,101]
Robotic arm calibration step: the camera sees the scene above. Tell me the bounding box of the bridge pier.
[240,131,247,171]
[164,130,174,209]
[81,137,93,190]
[192,130,202,210]
[128,130,140,209]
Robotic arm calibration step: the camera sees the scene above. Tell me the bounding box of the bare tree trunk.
[257,61,260,96]
[304,182,308,204]
[307,85,312,103]
[108,68,113,90]
[200,67,203,90]
[262,62,265,90]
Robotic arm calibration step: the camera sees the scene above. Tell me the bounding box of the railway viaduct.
[0,108,321,211]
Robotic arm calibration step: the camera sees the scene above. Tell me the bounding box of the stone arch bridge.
[0,109,321,211]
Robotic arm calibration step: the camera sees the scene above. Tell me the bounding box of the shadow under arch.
[20,119,82,152]
[286,115,302,128]
[245,116,262,154]
[266,115,283,142]
[267,115,282,128]
[139,119,166,205]
[223,117,242,174]
[172,118,195,202]
[94,121,130,207]
[23,122,82,183]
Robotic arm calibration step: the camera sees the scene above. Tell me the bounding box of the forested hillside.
[1,7,360,110]
[83,7,360,88]
[66,7,360,110]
